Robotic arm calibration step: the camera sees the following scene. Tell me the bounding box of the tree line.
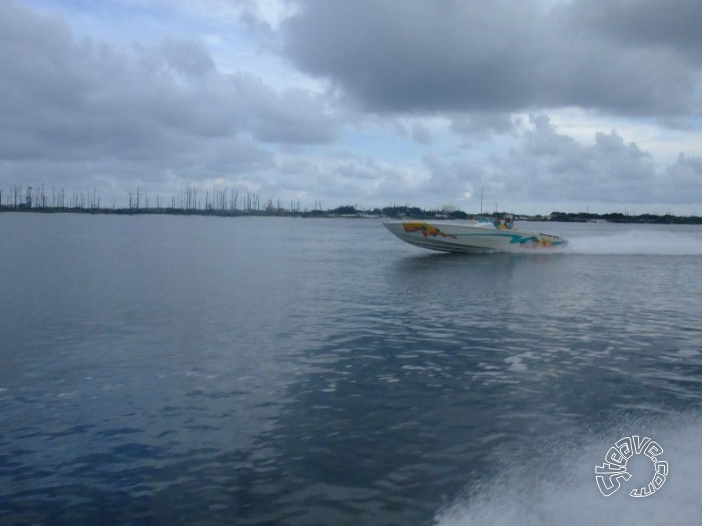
[2,184,700,223]
[0,184,318,214]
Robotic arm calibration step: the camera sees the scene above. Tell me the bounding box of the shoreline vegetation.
[1,185,701,224]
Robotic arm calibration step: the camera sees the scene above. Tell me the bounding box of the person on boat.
[493,215,514,230]
[493,217,508,229]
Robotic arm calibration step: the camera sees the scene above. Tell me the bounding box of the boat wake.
[433,412,702,526]
[565,231,702,256]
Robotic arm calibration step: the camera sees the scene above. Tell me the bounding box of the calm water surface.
[1,214,702,525]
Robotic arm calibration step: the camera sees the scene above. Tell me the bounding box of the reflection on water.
[0,215,701,524]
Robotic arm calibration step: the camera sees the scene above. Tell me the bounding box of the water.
[1,214,701,525]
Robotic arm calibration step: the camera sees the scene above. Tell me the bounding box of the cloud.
[569,0,702,62]
[419,155,482,204]
[663,153,702,202]
[411,122,432,144]
[487,114,674,206]
[159,38,217,77]
[283,0,702,116]
[2,1,701,213]
[0,0,338,193]
[450,113,517,142]
[1,3,230,160]
[230,72,340,144]
[151,0,298,30]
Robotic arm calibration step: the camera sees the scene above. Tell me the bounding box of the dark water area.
[1,214,702,525]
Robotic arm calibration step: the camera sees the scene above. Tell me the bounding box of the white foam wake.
[565,231,702,256]
[434,413,702,526]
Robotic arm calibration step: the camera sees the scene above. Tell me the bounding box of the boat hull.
[383,220,567,253]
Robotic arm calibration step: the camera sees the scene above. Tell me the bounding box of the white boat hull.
[383,220,567,253]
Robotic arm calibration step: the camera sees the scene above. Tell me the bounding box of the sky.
[2,0,702,215]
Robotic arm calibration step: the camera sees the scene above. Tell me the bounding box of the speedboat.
[383,218,567,253]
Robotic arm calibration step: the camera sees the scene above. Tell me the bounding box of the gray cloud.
[488,114,670,205]
[450,113,517,142]
[230,73,340,144]
[2,0,701,214]
[283,0,701,116]
[411,122,432,144]
[0,0,339,194]
[0,4,239,160]
[569,0,702,60]
[419,155,482,203]
[663,154,702,202]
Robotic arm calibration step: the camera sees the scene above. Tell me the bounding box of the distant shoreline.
[2,205,701,224]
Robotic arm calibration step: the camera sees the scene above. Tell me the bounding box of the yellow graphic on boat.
[403,222,457,239]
